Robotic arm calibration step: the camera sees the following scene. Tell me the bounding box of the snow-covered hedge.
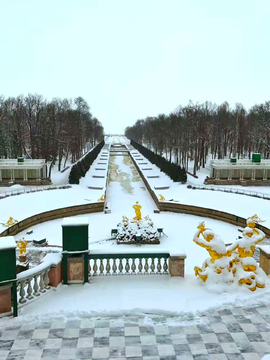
[130,140,187,183]
[69,140,105,184]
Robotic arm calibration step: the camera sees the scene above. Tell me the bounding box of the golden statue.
[2,217,18,227]
[98,194,105,202]
[133,201,142,221]
[227,215,266,291]
[17,239,27,255]
[193,217,267,291]
[159,194,165,201]
[193,222,231,282]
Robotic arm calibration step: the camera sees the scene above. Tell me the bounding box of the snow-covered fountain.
[113,202,160,244]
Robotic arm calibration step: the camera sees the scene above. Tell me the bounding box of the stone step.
[154,186,170,190]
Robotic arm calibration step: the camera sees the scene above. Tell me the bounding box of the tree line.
[125,101,270,176]
[0,94,104,175]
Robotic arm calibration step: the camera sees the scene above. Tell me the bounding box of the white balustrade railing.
[17,253,62,305]
[88,252,170,276]
[187,184,270,200]
[0,185,71,200]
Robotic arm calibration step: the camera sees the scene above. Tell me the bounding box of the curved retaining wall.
[130,153,270,237]
[0,202,104,237]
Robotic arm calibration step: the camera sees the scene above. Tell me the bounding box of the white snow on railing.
[17,253,62,281]
[187,184,270,200]
[0,185,71,200]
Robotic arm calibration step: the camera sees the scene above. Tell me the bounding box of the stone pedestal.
[0,284,12,314]
[48,262,62,287]
[169,254,186,277]
[259,246,270,275]
[16,261,29,274]
[19,255,27,263]
[67,257,84,283]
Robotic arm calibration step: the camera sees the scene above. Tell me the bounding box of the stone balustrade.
[16,253,62,306]
[88,254,170,276]
[86,250,186,277]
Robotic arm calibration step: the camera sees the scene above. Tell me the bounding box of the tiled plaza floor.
[0,304,270,360]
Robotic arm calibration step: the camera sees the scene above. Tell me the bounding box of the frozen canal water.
[106,154,157,216]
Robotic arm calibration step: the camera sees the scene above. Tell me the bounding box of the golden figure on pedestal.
[17,239,27,256]
[133,201,142,221]
[193,215,267,291]
[2,217,18,227]
[193,222,231,283]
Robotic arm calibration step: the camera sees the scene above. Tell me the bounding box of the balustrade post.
[150,258,155,273]
[44,270,50,290]
[119,259,123,274]
[144,258,149,274]
[99,259,104,275]
[33,275,40,296]
[26,278,34,299]
[157,258,162,274]
[112,259,117,274]
[93,259,98,275]
[125,258,130,274]
[106,259,111,275]
[138,258,143,273]
[39,273,46,293]
[131,259,136,274]
[19,281,27,303]
[169,253,186,277]
[163,258,168,273]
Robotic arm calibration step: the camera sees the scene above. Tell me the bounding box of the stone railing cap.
[258,245,270,255]
[62,217,89,226]
[169,252,187,258]
[0,236,16,250]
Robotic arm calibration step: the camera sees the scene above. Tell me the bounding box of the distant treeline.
[0,94,104,175]
[69,140,105,184]
[131,140,187,183]
[125,101,270,176]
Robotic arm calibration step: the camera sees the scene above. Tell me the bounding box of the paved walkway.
[0,304,270,360]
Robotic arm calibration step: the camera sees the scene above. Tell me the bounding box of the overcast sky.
[1,0,269,134]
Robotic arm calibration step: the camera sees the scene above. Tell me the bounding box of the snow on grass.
[130,152,270,229]
[0,154,108,225]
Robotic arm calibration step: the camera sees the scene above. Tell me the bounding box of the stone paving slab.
[0,305,270,359]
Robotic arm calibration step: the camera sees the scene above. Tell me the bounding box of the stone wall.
[0,202,104,237]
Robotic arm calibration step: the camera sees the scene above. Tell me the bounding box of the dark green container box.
[0,237,17,283]
[252,153,261,163]
[17,157,24,163]
[62,218,89,252]
[230,158,237,163]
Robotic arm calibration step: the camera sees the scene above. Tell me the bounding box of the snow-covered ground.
[16,274,270,320]
[1,136,270,319]
[130,152,270,229]
[0,151,109,224]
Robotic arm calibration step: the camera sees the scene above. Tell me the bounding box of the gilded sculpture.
[133,201,142,221]
[193,215,267,291]
[17,238,27,256]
